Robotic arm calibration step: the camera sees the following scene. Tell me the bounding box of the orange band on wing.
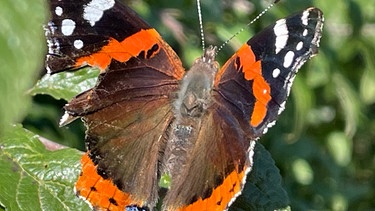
[75,29,161,71]
[179,166,246,211]
[75,153,142,210]
[236,45,271,127]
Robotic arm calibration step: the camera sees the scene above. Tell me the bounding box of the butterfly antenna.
[216,1,277,54]
[196,0,205,51]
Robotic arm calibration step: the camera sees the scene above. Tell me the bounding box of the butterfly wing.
[46,0,185,209]
[214,7,324,137]
[161,7,323,210]
[162,102,257,210]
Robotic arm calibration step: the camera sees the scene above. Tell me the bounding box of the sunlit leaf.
[30,68,99,101]
[0,0,46,135]
[327,131,352,166]
[291,159,313,185]
[0,125,90,211]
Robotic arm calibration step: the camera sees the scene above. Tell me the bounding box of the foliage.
[0,125,90,210]
[0,0,374,210]
[0,0,46,135]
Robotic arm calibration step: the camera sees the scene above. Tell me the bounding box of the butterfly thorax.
[174,46,218,120]
[172,45,218,139]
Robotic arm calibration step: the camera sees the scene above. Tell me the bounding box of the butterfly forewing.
[214,7,324,137]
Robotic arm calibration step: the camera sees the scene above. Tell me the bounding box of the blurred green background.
[1,0,374,210]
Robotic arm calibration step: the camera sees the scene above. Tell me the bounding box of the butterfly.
[44,0,323,210]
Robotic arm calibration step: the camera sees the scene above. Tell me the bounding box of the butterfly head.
[200,45,217,64]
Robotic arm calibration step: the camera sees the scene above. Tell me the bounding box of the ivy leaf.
[0,125,90,211]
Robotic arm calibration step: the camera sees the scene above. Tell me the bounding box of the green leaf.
[333,73,362,137]
[231,142,289,210]
[291,159,313,185]
[159,173,172,189]
[30,68,99,101]
[359,40,375,105]
[0,125,90,211]
[290,76,314,138]
[326,131,352,166]
[0,0,46,135]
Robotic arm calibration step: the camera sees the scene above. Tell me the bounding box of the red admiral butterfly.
[45,0,323,210]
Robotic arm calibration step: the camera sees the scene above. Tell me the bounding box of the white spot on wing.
[55,6,63,16]
[59,112,71,126]
[283,51,295,68]
[45,22,60,55]
[263,120,277,134]
[272,68,281,78]
[45,21,56,36]
[83,0,115,26]
[59,111,79,126]
[286,74,297,96]
[274,19,289,54]
[262,127,268,134]
[61,19,76,36]
[47,38,60,54]
[74,39,84,49]
[296,41,304,51]
[301,10,310,26]
[74,186,94,210]
[303,29,308,36]
[278,101,286,115]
